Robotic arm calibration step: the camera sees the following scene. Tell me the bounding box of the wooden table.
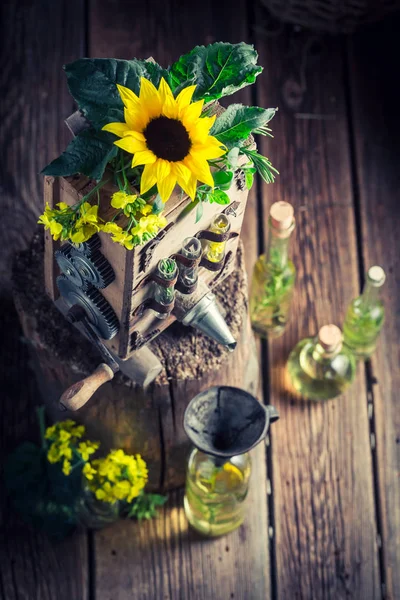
[1,2,399,599]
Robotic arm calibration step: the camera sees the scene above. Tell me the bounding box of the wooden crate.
[44,155,251,360]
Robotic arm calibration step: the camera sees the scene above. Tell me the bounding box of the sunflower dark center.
[144,116,191,161]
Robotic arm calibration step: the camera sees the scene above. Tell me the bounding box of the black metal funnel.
[183,386,279,459]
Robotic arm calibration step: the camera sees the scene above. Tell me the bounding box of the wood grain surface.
[1,1,399,599]
[348,18,400,600]
[254,12,381,598]
[0,2,89,599]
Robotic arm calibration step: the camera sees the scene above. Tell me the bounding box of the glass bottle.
[78,484,120,529]
[184,449,251,536]
[287,324,356,401]
[178,236,202,288]
[343,266,386,360]
[205,214,231,263]
[153,257,177,319]
[250,201,296,339]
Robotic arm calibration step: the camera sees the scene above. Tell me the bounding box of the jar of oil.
[184,449,251,536]
[250,201,296,338]
[205,214,230,263]
[287,324,356,401]
[343,266,386,360]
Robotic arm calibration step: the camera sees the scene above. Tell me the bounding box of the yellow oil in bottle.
[184,449,251,536]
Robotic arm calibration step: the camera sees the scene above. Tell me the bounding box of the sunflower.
[103,77,226,202]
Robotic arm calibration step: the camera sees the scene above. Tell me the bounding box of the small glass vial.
[153,258,177,319]
[178,236,202,288]
[184,449,251,537]
[343,266,386,360]
[206,214,231,263]
[250,201,296,339]
[287,324,356,401]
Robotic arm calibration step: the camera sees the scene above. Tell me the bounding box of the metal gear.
[55,245,85,288]
[56,275,119,340]
[72,233,101,256]
[69,248,115,289]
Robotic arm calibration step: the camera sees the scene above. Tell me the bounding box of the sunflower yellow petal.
[181,100,204,127]
[140,163,157,194]
[191,140,226,160]
[102,122,131,138]
[114,136,147,154]
[175,85,197,110]
[157,173,177,202]
[174,164,197,200]
[172,161,192,185]
[139,77,161,120]
[117,84,140,108]
[187,116,217,144]
[184,155,214,187]
[131,149,157,168]
[155,158,171,182]
[161,96,179,119]
[158,77,174,104]
[124,106,149,132]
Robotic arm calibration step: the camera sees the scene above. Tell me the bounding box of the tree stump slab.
[12,232,259,491]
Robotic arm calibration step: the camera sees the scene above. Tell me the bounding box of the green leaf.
[245,170,254,190]
[42,129,118,181]
[64,58,170,128]
[209,189,230,205]
[127,492,167,520]
[195,201,204,223]
[169,42,262,101]
[211,104,277,149]
[226,147,240,169]
[212,169,233,190]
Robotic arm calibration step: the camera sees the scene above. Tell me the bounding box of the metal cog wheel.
[72,233,101,256]
[56,275,119,340]
[55,245,85,288]
[69,248,115,289]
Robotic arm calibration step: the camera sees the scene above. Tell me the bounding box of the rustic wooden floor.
[1,1,399,599]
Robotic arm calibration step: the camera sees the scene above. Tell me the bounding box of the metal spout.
[181,292,236,350]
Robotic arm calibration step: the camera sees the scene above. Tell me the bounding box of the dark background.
[0,1,399,599]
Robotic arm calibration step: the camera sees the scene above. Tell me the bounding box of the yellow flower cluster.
[83,449,148,504]
[39,191,167,250]
[38,201,103,244]
[102,190,167,249]
[45,420,99,477]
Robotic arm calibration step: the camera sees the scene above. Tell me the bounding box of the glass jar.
[77,485,120,530]
[184,448,251,536]
[153,257,178,319]
[178,236,202,288]
[205,214,231,263]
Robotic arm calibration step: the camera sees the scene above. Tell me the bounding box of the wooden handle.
[59,363,115,411]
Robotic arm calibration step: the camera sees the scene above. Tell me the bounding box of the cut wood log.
[13,232,259,491]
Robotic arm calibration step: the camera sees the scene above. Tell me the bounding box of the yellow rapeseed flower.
[38,203,64,240]
[102,222,135,250]
[62,459,72,476]
[103,77,226,202]
[111,191,138,210]
[70,202,102,244]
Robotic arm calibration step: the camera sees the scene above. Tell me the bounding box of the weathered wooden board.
[89,0,271,598]
[254,16,381,599]
[348,18,400,600]
[0,2,89,599]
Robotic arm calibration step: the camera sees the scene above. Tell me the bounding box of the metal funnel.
[183,386,279,459]
[181,292,237,351]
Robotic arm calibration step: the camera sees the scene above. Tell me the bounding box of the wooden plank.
[348,18,400,600]
[0,1,89,598]
[254,18,381,599]
[89,0,271,598]
[0,296,89,600]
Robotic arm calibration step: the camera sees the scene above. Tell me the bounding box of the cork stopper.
[367,265,386,287]
[270,201,294,231]
[318,324,343,353]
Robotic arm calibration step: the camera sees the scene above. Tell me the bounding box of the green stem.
[111,210,123,222]
[36,405,47,451]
